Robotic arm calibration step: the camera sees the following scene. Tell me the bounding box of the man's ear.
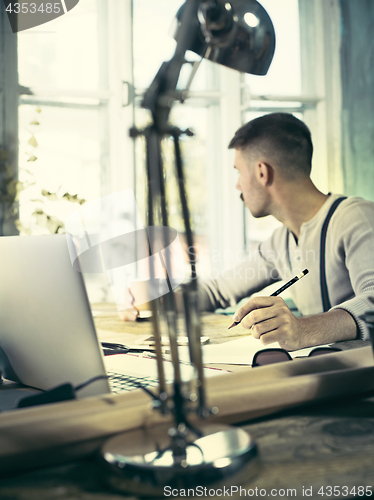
[256,161,274,186]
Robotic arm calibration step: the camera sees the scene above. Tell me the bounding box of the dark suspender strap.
[320,196,347,312]
[286,229,292,270]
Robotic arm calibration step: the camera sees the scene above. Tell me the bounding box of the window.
[17,0,108,236]
[132,0,222,278]
[14,0,339,294]
[240,0,341,251]
[17,0,114,301]
[241,0,303,247]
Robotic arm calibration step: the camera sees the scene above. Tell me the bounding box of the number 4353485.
[317,486,372,496]
[6,3,61,14]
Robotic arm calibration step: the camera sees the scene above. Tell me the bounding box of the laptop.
[0,234,216,409]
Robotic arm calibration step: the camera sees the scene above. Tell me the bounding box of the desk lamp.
[101,1,275,495]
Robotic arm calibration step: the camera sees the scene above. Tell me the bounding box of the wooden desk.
[93,304,250,344]
[92,303,369,350]
[1,308,373,499]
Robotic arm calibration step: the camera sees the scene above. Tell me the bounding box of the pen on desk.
[101,342,163,355]
[228,268,309,330]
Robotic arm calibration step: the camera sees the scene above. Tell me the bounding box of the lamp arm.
[142,0,212,128]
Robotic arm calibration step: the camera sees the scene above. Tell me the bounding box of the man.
[122,113,374,350]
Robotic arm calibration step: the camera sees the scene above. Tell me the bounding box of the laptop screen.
[0,234,110,399]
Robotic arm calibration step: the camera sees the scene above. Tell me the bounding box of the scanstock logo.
[3,0,80,33]
[65,190,185,311]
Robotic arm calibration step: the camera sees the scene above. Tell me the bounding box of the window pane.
[18,105,103,235]
[133,0,213,91]
[134,104,210,276]
[134,105,209,231]
[17,0,100,91]
[245,0,301,95]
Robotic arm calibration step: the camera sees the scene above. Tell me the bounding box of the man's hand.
[233,296,358,350]
[233,296,303,350]
[118,306,139,322]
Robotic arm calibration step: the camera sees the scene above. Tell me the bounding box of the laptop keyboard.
[107,370,162,393]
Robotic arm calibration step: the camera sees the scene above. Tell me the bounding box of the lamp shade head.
[174,0,276,76]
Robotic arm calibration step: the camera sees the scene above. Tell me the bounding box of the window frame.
[0,6,18,236]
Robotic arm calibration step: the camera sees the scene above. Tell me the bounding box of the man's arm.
[327,198,374,340]
[233,296,358,350]
[198,229,287,311]
[232,198,374,347]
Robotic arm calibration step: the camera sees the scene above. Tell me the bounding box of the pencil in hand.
[228,269,309,330]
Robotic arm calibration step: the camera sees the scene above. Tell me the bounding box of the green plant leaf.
[32,210,64,234]
[30,120,40,125]
[62,192,86,205]
[14,181,26,201]
[28,135,38,148]
[7,179,17,197]
[27,155,37,162]
[46,215,64,234]
[41,189,58,201]
[32,209,47,227]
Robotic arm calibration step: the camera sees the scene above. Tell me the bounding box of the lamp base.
[100,423,259,498]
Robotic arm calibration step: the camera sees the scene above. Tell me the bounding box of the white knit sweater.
[199,194,374,340]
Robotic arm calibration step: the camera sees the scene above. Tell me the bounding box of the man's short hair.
[228,113,313,179]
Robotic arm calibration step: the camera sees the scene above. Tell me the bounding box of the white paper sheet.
[177,336,332,365]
